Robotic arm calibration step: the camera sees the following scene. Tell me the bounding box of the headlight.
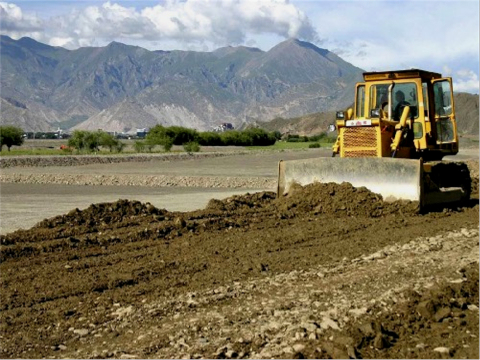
[336,111,345,120]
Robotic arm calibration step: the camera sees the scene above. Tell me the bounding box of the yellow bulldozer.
[278,69,471,209]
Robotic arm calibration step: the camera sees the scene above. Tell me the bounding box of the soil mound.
[205,191,276,212]
[277,182,419,217]
[35,199,167,229]
[204,182,420,218]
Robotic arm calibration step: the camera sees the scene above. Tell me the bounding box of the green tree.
[98,132,124,152]
[68,130,101,152]
[198,131,222,146]
[146,125,174,152]
[0,126,24,151]
[166,126,199,145]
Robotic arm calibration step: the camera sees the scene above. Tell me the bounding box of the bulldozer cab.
[335,69,458,159]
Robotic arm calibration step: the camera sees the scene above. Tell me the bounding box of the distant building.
[212,123,234,132]
[136,128,149,138]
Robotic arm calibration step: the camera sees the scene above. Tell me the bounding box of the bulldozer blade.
[277,157,423,203]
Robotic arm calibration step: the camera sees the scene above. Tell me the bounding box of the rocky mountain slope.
[0,36,363,132]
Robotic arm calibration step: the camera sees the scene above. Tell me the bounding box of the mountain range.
[0,35,363,132]
[1,36,478,135]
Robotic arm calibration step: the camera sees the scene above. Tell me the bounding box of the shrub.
[183,141,201,153]
[134,140,146,153]
[114,141,126,153]
[198,131,223,146]
[0,125,24,151]
[308,142,321,148]
[166,126,199,145]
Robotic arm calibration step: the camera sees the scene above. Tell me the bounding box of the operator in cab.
[393,90,410,121]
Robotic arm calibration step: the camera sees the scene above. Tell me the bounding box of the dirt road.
[0,150,479,359]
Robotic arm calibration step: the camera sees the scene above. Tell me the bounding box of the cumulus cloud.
[0,2,43,38]
[0,0,317,49]
[141,0,317,44]
[454,70,479,94]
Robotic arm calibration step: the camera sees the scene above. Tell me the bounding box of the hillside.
[0,36,363,132]
[455,92,479,135]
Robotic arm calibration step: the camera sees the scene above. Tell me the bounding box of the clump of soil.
[465,160,479,195]
[205,191,276,212]
[277,182,419,217]
[34,199,167,229]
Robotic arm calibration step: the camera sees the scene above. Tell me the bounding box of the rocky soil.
[1,175,479,359]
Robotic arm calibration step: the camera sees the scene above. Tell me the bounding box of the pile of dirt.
[34,199,167,229]
[297,263,479,359]
[204,182,420,219]
[278,182,419,217]
[206,191,276,212]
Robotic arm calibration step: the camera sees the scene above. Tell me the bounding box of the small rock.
[433,347,450,354]
[434,307,451,322]
[349,307,368,317]
[373,334,389,349]
[449,278,465,284]
[467,304,479,311]
[58,345,67,351]
[302,322,318,332]
[73,328,89,336]
[320,317,340,330]
[416,300,435,319]
[225,349,237,358]
[358,323,375,337]
[174,217,186,228]
[346,345,357,359]
[119,354,139,359]
[293,344,305,352]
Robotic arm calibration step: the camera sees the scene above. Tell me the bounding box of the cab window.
[391,82,418,119]
[356,85,365,118]
[369,84,389,111]
[433,80,452,116]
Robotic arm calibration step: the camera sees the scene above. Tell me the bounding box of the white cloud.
[1,0,317,49]
[0,2,44,38]
[454,70,479,94]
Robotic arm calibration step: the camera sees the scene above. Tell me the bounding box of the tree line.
[135,125,278,152]
[0,125,279,153]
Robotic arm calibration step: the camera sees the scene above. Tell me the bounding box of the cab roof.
[362,69,442,82]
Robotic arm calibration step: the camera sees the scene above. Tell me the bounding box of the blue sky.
[1,0,479,93]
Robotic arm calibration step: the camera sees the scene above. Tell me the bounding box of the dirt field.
[0,150,479,359]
